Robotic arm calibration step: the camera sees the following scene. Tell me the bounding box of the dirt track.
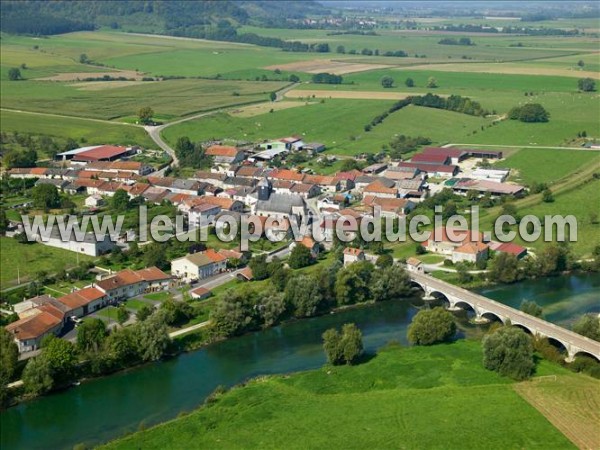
[36,69,143,81]
[394,63,600,79]
[265,59,394,75]
[285,89,432,100]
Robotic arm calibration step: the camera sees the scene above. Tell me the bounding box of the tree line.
[210,257,413,338]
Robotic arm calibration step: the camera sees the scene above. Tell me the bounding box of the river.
[2,272,599,450]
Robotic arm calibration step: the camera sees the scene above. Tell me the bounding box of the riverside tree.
[288,243,313,269]
[483,326,535,380]
[408,307,456,345]
[572,313,600,341]
[519,300,543,318]
[322,323,364,365]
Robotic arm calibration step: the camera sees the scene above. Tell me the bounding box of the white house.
[170,249,228,282]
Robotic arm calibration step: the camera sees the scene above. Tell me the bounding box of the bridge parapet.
[407,271,600,362]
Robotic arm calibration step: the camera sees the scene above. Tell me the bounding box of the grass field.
[0,237,95,289]
[497,148,600,185]
[163,99,494,154]
[1,78,286,121]
[0,109,155,147]
[103,339,578,450]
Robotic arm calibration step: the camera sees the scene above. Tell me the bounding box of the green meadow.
[0,109,155,147]
[162,99,494,154]
[497,148,600,185]
[103,339,575,450]
[1,78,285,121]
[0,237,95,289]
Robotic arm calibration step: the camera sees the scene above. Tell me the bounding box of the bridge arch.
[428,291,451,308]
[572,350,600,363]
[511,323,534,336]
[453,300,475,311]
[546,337,568,355]
[479,311,504,324]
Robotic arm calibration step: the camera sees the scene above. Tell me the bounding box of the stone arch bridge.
[409,271,600,362]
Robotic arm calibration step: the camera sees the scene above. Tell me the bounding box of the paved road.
[442,142,600,152]
[169,320,210,338]
[144,82,299,175]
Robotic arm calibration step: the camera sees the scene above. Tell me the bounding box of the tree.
[288,243,313,269]
[42,336,77,386]
[285,275,323,317]
[578,77,596,92]
[0,328,18,405]
[8,68,23,81]
[322,323,364,365]
[136,304,154,322]
[371,265,411,302]
[405,77,414,87]
[376,253,393,268]
[22,356,53,395]
[541,188,554,203]
[408,307,456,345]
[32,183,61,210]
[508,103,549,122]
[520,300,543,318]
[79,53,89,64]
[426,77,438,88]
[116,305,130,325]
[76,318,107,353]
[489,252,521,284]
[335,261,373,306]
[111,188,130,211]
[0,208,9,236]
[288,74,300,82]
[340,323,363,365]
[138,106,154,125]
[257,289,287,328]
[269,91,276,102]
[249,254,270,280]
[577,59,585,68]
[161,298,193,326]
[210,290,257,337]
[143,243,168,270]
[322,328,343,364]
[572,314,600,341]
[483,326,535,380]
[336,45,345,54]
[136,313,170,361]
[381,76,394,88]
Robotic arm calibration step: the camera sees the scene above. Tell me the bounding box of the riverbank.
[102,339,590,450]
[2,273,599,450]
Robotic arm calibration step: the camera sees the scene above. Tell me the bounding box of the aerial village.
[3,136,529,355]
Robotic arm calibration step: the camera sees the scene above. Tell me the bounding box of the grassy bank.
[103,339,578,450]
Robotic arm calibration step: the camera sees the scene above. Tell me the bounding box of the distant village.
[4,136,530,353]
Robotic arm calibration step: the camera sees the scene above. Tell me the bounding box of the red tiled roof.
[422,147,465,158]
[363,181,397,195]
[270,168,305,182]
[6,310,62,340]
[72,145,129,161]
[30,167,48,175]
[135,267,170,282]
[410,153,450,164]
[205,145,239,158]
[343,247,363,256]
[496,242,527,256]
[454,242,489,255]
[57,287,105,310]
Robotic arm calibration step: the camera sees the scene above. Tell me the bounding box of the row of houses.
[6,267,171,353]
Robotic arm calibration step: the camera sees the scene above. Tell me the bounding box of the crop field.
[103,340,576,450]
[0,109,155,147]
[514,373,600,450]
[497,148,600,185]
